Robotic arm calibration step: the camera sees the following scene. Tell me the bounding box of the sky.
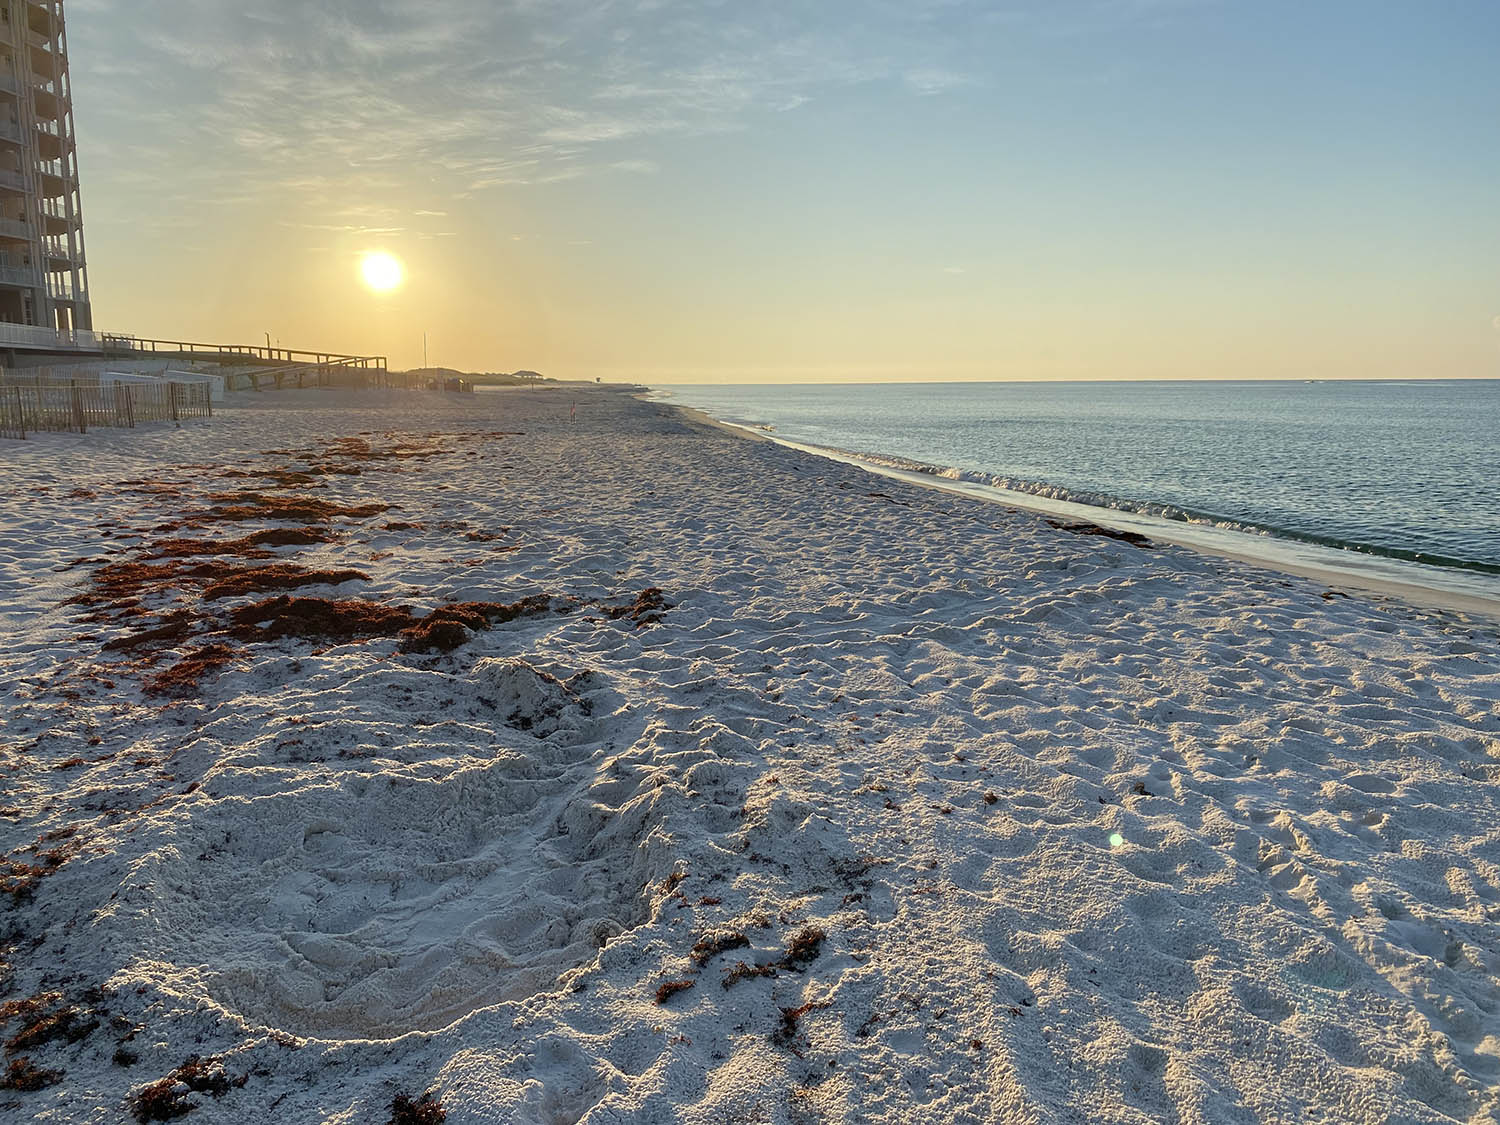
[65,0,1500,382]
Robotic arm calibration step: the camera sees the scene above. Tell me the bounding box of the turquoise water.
[656,380,1500,575]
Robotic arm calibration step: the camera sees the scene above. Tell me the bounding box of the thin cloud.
[284,223,407,234]
[904,68,970,96]
[67,0,995,213]
[66,0,1207,237]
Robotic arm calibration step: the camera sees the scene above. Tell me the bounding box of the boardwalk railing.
[227,356,416,392]
[100,333,387,372]
[0,377,211,439]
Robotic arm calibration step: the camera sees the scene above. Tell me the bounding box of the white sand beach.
[2,387,1498,1123]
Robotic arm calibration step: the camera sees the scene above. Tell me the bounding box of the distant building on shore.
[0,0,89,335]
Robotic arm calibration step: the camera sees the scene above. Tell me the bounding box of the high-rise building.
[0,0,89,335]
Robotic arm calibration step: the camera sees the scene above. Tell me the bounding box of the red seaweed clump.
[396,597,565,652]
[143,644,245,698]
[654,979,696,1005]
[432,596,561,627]
[721,926,829,991]
[146,538,275,561]
[145,527,336,560]
[225,595,569,651]
[242,526,338,548]
[3,999,98,1052]
[228,596,416,642]
[200,564,369,600]
[1,1057,63,1091]
[132,1055,240,1121]
[602,587,670,627]
[389,1091,447,1125]
[202,492,388,523]
[102,610,205,653]
[78,559,368,609]
[397,619,472,653]
[74,561,183,606]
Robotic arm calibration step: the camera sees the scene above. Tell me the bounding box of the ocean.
[654,379,1500,598]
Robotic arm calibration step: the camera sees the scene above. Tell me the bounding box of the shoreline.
[661,399,1500,622]
[2,386,1497,1122]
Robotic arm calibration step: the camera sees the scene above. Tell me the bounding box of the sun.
[359,250,405,293]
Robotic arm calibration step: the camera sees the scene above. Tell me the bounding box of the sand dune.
[1,388,1497,1123]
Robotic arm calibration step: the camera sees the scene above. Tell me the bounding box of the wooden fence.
[0,378,211,439]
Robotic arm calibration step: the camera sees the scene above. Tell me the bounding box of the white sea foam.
[852,450,1256,530]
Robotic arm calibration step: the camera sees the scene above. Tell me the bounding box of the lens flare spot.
[1109,832,1125,849]
[359,251,405,293]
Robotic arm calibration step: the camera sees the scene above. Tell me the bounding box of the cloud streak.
[68,0,1006,216]
[65,0,1221,262]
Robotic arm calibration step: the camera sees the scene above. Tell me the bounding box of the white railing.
[0,322,98,350]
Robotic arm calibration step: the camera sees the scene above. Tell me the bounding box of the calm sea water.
[655,380,1500,575]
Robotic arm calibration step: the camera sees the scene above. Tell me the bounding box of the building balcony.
[0,167,27,192]
[0,263,40,288]
[0,73,19,98]
[28,3,58,40]
[0,246,46,291]
[40,198,74,233]
[35,121,63,161]
[46,272,82,301]
[43,240,77,267]
[0,119,21,145]
[31,84,61,120]
[28,44,58,83]
[0,216,30,240]
[38,163,69,198]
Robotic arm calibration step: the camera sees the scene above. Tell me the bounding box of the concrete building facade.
[0,0,89,335]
